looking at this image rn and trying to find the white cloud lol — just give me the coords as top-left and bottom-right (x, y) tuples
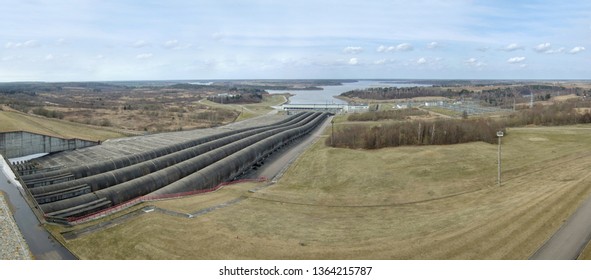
(465, 57), (486, 67)
(133, 40), (150, 48)
(163, 39), (191, 50)
(377, 43), (413, 52)
(44, 54), (54, 61)
(374, 59), (386, 65)
(507, 57), (526, 64)
(136, 53), (153, 59)
(427, 42), (440, 49)
(163, 39), (179, 49)
(348, 58), (359, 65)
(501, 43), (524, 52)
(377, 45), (393, 52)
(547, 47), (565, 54)
(343, 46), (363, 54)
(5, 40), (41, 49)
(396, 43), (413, 51)
(533, 42), (551, 53)
(417, 57), (427, 64)
(569, 46), (585, 54)
(373, 58), (397, 65)
(533, 43), (564, 54)
(96, 54), (105, 60)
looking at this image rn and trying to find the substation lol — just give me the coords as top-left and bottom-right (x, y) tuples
(9, 112), (329, 224)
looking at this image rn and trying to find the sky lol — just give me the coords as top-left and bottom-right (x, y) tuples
(0, 0), (590, 81)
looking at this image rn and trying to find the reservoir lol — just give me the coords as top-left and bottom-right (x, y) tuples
(267, 80), (428, 104)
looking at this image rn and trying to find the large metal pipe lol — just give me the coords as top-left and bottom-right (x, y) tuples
(30, 112), (313, 199)
(152, 113), (328, 195)
(22, 113), (304, 184)
(41, 113), (327, 216)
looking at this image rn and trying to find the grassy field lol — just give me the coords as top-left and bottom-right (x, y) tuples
(0, 108), (127, 141)
(199, 94), (288, 122)
(60, 124), (591, 259)
(0, 93), (286, 140)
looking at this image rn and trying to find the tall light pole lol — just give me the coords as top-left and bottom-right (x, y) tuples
(497, 131), (504, 187)
(331, 118), (335, 147)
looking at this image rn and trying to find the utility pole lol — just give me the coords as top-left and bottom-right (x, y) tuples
(331, 118), (335, 147)
(497, 131), (504, 187)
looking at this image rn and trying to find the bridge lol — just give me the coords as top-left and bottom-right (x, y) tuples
(12, 112), (328, 223)
(280, 103), (369, 114)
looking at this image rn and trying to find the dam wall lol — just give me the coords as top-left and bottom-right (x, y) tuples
(0, 131), (99, 159)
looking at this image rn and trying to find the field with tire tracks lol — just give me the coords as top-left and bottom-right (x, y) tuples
(59, 124), (591, 259)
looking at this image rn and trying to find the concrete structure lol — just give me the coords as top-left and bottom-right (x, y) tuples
(281, 104), (368, 114)
(0, 131), (98, 159)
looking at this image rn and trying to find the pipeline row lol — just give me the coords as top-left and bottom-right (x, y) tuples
(29, 112), (327, 220)
(21, 113), (303, 187)
(29, 112), (312, 202)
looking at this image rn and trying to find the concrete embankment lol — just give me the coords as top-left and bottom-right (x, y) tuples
(0, 131), (98, 159)
(0, 192), (32, 260)
(0, 155), (32, 259)
(0, 155), (75, 259)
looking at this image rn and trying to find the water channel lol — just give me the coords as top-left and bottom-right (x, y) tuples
(0, 157), (76, 260)
(267, 80), (428, 104)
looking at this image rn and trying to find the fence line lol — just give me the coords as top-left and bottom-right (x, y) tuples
(44, 177), (267, 225)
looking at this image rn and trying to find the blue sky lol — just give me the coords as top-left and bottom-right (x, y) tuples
(0, 0), (590, 81)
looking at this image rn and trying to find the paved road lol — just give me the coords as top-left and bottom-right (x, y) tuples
(244, 115), (331, 181)
(530, 187), (591, 259)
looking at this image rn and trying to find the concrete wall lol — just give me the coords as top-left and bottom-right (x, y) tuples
(0, 131), (98, 159)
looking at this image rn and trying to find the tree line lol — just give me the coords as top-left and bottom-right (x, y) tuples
(206, 92), (263, 104)
(328, 100), (591, 149)
(328, 118), (504, 149)
(347, 108), (428, 121)
(340, 85), (591, 110)
(340, 86), (456, 100)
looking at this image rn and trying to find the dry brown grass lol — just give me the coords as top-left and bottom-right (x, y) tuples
(0, 109), (126, 141)
(60, 124), (591, 259)
(579, 240), (591, 259)
(552, 94), (579, 102)
(151, 182), (261, 213)
(201, 94), (288, 122)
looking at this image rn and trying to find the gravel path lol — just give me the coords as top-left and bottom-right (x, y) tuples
(0, 191), (32, 260)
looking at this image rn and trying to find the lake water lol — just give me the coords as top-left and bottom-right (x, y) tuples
(267, 80), (428, 104)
